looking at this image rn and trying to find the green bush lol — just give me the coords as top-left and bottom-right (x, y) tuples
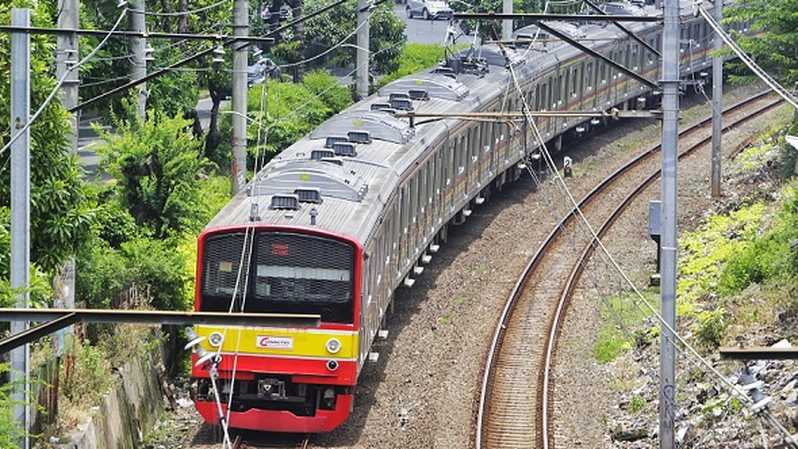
(694, 308), (728, 348)
(97, 112), (211, 238)
(221, 73), (351, 169)
(0, 364), (23, 448)
(77, 236), (190, 311)
(380, 43), (448, 86)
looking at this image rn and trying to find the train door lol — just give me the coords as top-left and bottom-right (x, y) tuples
(481, 120), (493, 180)
(419, 161), (428, 244)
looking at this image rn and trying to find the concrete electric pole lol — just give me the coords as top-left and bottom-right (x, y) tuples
(10, 8), (31, 449)
(659, 0), (680, 448)
(502, 0), (512, 41)
(710, 0), (723, 198)
(129, 0), (147, 118)
(232, 0), (249, 193)
(355, 0), (370, 100)
(55, 0), (79, 353)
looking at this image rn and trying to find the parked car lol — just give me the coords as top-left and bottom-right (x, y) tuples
(261, 4), (291, 22)
(405, 0), (453, 20)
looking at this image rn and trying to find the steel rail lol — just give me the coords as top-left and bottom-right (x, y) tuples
(474, 89), (778, 449)
(538, 96), (784, 449)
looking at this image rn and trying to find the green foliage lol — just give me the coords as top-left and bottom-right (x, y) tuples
(628, 395), (646, 414)
(0, 2), (95, 277)
(726, 0), (798, 87)
(694, 308), (729, 348)
(0, 364), (23, 448)
(594, 291), (658, 363)
(718, 188), (798, 295)
(380, 43), (448, 86)
(80, 1), (202, 117)
(303, 70), (354, 113)
(303, 0), (406, 74)
(220, 71), (351, 169)
(679, 203), (766, 307)
(77, 235), (190, 311)
(97, 113), (211, 238)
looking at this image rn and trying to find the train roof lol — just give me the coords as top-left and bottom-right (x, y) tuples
(207, 1), (697, 243)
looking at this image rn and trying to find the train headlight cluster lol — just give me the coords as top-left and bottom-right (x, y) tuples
(325, 338), (341, 354)
(208, 332), (224, 347)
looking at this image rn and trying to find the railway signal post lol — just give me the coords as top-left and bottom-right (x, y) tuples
(659, 0), (680, 448)
(10, 8), (32, 448)
(711, 0), (723, 197)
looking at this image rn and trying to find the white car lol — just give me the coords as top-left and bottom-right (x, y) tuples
(405, 0), (453, 20)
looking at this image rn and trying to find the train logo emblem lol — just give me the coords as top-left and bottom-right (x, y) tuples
(256, 335), (293, 350)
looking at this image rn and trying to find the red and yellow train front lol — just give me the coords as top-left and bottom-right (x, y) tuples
(190, 226), (362, 433)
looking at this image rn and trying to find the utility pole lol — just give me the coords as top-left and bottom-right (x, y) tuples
(129, 0), (147, 119)
(232, 0), (249, 193)
(710, 0), (723, 198)
(355, 0), (369, 100)
(502, 0), (512, 41)
(659, 0), (679, 448)
(55, 0), (79, 354)
(10, 8), (31, 449)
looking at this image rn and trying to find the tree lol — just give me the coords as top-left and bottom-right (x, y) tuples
(79, 1), (201, 118)
(0, 2), (95, 278)
(96, 112), (211, 238)
(301, 0), (406, 75)
(218, 70), (352, 168)
(725, 0), (798, 88)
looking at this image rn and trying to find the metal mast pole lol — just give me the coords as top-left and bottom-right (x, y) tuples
(10, 8), (31, 449)
(710, 0), (722, 198)
(659, 0), (680, 448)
(502, 0), (512, 41)
(355, 0), (370, 100)
(129, 0), (147, 118)
(232, 0), (249, 193)
(55, 0), (79, 354)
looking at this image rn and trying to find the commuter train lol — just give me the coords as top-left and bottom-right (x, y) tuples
(190, 1), (733, 433)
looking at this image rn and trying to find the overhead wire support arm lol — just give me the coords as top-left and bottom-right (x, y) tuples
(395, 109), (662, 127)
(0, 25), (276, 44)
(452, 12), (663, 22)
(581, 0), (660, 57)
(536, 22), (659, 90)
(0, 308), (323, 355)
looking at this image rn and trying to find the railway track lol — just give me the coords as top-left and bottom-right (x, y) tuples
(475, 91), (784, 449)
(231, 433), (309, 449)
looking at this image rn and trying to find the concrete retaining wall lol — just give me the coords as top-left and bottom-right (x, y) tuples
(55, 353), (165, 449)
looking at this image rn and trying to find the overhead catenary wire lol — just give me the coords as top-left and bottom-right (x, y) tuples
(0, 7), (128, 159)
(128, 0), (230, 17)
(277, 14), (371, 69)
(494, 38), (798, 447)
(696, 4), (798, 110)
(71, 0), (355, 113)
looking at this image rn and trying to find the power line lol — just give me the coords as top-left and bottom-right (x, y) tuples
(696, 4), (798, 110)
(128, 0), (230, 17)
(0, 8), (129, 160)
(0, 25), (275, 44)
(71, 0), (353, 113)
(493, 37), (798, 448)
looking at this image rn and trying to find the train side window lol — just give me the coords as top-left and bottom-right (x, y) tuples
(447, 142), (454, 185)
(410, 175), (418, 225)
(586, 62), (593, 91)
(571, 67), (578, 98)
(457, 136), (465, 176)
(420, 162), (427, 216)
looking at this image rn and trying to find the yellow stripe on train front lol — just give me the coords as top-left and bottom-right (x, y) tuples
(195, 325), (359, 360)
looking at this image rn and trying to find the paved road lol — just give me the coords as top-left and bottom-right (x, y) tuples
(395, 3), (452, 45)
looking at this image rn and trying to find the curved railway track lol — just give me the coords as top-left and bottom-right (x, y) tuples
(476, 91), (784, 449)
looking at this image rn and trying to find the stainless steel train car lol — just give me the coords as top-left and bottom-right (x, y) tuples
(190, 1), (731, 433)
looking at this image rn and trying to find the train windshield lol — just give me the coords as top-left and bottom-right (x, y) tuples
(200, 232), (355, 323)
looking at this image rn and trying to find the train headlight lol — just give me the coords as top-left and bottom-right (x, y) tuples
(325, 338), (341, 354)
(208, 332), (224, 347)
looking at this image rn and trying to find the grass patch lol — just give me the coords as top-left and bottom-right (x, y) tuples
(594, 290), (659, 363)
(628, 395), (646, 414)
